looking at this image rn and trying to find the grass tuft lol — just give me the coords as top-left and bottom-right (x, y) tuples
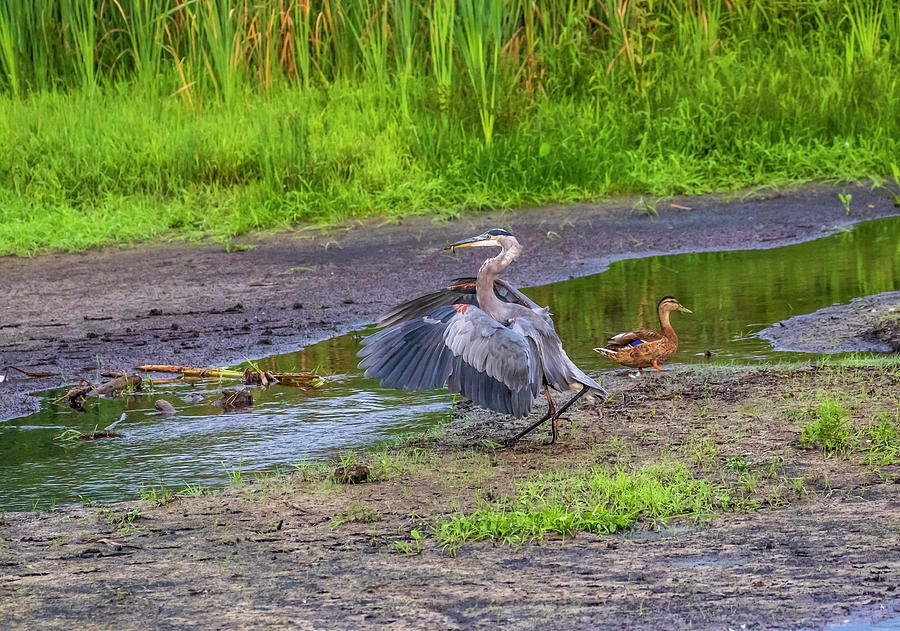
(436, 460), (742, 554)
(799, 397), (853, 453)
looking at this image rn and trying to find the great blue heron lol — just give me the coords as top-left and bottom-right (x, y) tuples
(357, 228), (608, 444)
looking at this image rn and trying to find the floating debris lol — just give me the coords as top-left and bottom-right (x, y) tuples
(80, 431), (121, 441)
(58, 424), (122, 441)
(54, 373), (142, 409)
(212, 388), (253, 410)
(3, 365), (57, 379)
(138, 365), (323, 388)
(90, 374), (142, 397)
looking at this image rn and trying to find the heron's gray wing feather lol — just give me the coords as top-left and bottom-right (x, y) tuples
(378, 278), (537, 326)
(443, 308), (536, 395)
(493, 279), (541, 310)
(361, 304), (540, 416)
(512, 309), (607, 397)
(447, 356), (534, 418)
(358, 307), (455, 391)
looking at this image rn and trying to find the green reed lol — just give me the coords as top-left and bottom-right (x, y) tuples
(1, 1), (899, 254)
(428, 0), (456, 121)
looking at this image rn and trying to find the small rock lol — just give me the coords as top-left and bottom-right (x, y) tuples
(155, 400), (176, 415)
(332, 463), (370, 484)
(148, 308), (163, 316)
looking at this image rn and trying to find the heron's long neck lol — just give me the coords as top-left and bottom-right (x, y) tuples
(477, 239), (521, 320)
(658, 306), (677, 340)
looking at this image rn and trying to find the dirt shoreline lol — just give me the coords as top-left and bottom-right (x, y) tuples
(2, 364), (899, 630)
(1, 182), (897, 421)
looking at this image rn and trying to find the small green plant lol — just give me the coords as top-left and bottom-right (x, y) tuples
(725, 455), (748, 472)
(115, 509), (142, 532)
(632, 196), (658, 217)
(798, 397), (854, 453)
(738, 472), (758, 496)
(338, 451), (359, 469)
(680, 432), (719, 470)
(178, 484), (207, 497)
(393, 540), (413, 554)
(140, 486), (175, 506)
(861, 411), (900, 466)
(838, 192), (852, 217)
(786, 476), (807, 497)
(57, 428), (84, 443)
(223, 457), (244, 486)
(344, 504), (382, 524)
(393, 529), (424, 556)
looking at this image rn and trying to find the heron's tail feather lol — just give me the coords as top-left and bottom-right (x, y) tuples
(569, 370), (609, 400)
(593, 347), (617, 359)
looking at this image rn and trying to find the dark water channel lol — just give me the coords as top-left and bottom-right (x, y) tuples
(1, 217), (898, 511)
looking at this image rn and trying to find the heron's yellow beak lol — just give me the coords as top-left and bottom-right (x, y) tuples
(444, 234), (496, 250)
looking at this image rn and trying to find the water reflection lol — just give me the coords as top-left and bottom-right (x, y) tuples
(1, 216), (898, 510)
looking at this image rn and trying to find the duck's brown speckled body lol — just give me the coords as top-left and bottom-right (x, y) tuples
(594, 296), (692, 372)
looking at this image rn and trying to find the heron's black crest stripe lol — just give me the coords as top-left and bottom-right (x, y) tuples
(485, 228), (513, 237)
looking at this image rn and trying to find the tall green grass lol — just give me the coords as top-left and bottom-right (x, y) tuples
(1, 1), (899, 255)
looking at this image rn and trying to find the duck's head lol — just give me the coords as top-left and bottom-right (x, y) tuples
(658, 296), (692, 314)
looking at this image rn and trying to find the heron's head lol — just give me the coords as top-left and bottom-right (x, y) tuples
(658, 296), (693, 314)
(444, 228), (516, 251)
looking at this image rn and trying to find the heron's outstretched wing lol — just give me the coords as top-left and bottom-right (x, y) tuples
(358, 304), (541, 417)
(512, 309), (607, 397)
(378, 277), (540, 326)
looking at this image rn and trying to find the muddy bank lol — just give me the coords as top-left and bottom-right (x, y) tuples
(1, 364), (899, 630)
(1, 182), (897, 420)
(759, 291), (900, 354)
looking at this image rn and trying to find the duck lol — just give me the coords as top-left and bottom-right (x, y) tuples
(594, 296), (692, 372)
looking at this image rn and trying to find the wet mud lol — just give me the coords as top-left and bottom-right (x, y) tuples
(759, 291), (900, 354)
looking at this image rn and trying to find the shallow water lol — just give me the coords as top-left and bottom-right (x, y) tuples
(1, 216), (898, 510)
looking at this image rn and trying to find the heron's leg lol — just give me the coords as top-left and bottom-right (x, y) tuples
(506, 407), (556, 446)
(506, 386), (592, 446)
(546, 386), (590, 445)
(544, 386), (556, 415)
(544, 386), (558, 442)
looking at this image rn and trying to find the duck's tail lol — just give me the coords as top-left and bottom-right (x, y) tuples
(593, 346), (617, 359)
